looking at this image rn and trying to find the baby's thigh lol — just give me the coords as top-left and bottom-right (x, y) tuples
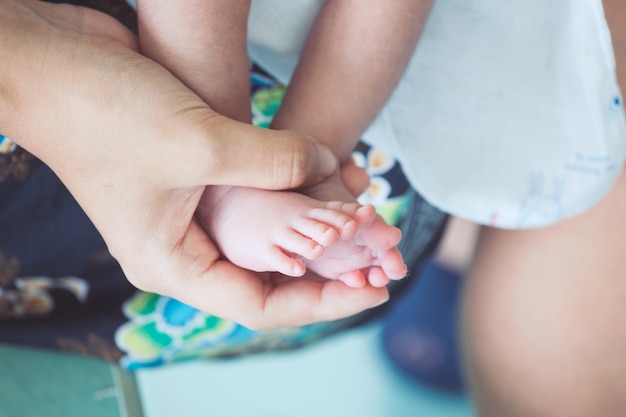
(462, 169), (626, 417)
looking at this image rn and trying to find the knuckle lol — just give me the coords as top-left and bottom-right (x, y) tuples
(185, 111), (229, 183)
(279, 138), (310, 189)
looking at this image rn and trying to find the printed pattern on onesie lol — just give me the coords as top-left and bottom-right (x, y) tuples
(382, 0), (626, 228)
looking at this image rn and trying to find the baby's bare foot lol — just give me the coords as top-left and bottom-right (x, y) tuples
(197, 185), (367, 277)
(300, 174), (407, 288)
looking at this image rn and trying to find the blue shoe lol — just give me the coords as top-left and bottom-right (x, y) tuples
(381, 259), (465, 393)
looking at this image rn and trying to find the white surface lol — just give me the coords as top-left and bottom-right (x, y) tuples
(246, 0), (626, 229)
(136, 323), (475, 417)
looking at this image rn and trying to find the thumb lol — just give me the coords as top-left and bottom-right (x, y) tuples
(193, 115), (339, 190)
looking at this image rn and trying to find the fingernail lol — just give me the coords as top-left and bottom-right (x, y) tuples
(369, 297), (389, 309)
(317, 145), (338, 177)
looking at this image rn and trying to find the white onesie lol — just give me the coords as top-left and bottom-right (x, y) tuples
(247, 0), (626, 229)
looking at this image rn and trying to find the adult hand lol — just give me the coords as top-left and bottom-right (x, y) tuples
(0, 0), (389, 329)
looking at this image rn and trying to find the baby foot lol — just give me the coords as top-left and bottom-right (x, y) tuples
(197, 185), (369, 277)
(303, 203), (407, 288)
(300, 172), (408, 288)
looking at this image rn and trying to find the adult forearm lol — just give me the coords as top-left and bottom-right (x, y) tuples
(271, 0), (434, 161)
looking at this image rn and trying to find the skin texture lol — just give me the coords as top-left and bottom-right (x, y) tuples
(270, 0), (434, 286)
(1, 0), (392, 330)
(137, 0), (436, 287)
(462, 2), (626, 414)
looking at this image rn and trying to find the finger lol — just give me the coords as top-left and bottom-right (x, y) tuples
(124, 210), (389, 330)
(191, 117), (338, 190)
(170, 263), (389, 331)
(341, 158), (371, 198)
